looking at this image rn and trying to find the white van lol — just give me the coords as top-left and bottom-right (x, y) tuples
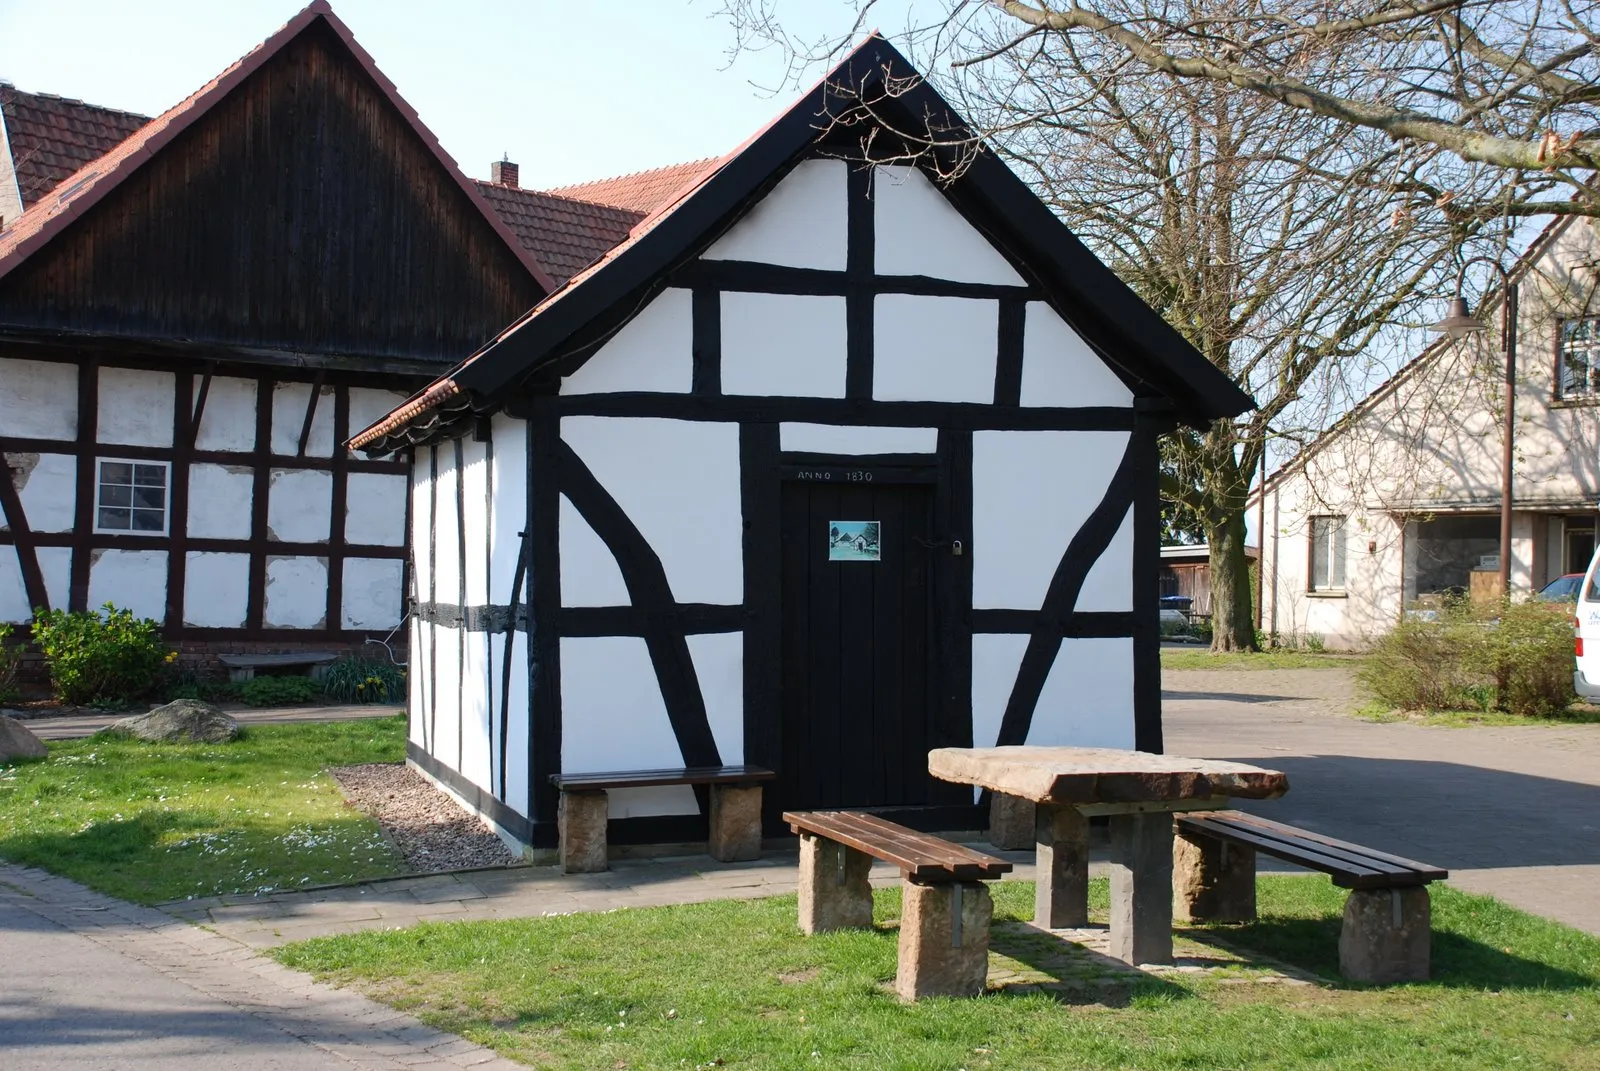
(1575, 548), (1600, 699)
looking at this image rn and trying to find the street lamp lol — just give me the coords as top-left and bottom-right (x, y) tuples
(1430, 257), (1518, 600)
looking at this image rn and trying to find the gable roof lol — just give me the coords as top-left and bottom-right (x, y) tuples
(0, 86), (148, 210)
(351, 35), (1253, 450)
(0, 1), (555, 295)
(475, 182), (643, 284)
(546, 158), (722, 215)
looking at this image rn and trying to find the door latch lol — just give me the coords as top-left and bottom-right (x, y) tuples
(952, 540), (964, 557)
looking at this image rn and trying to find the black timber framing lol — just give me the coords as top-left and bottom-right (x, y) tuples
(527, 408), (562, 832)
(932, 429), (975, 785)
(0, 451), (49, 613)
(1131, 414), (1169, 753)
(993, 299), (1026, 407)
(455, 437), (468, 768)
(844, 164), (874, 399)
(674, 260), (1035, 303)
(427, 444), (438, 754)
(549, 394), (1136, 430)
(164, 370), (194, 629)
(740, 422), (782, 783)
(691, 288), (721, 396)
(68, 356), (99, 611)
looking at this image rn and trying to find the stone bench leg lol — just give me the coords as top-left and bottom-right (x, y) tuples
(708, 784), (763, 862)
(1034, 803), (1089, 928)
(558, 789), (609, 874)
(1108, 811), (1175, 965)
(896, 880), (994, 1001)
(988, 793), (1036, 851)
(1340, 886), (1431, 983)
(796, 834), (873, 933)
(1173, 830), (1256, 923)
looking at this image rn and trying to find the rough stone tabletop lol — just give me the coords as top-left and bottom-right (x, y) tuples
(928, 746), (1289, 804)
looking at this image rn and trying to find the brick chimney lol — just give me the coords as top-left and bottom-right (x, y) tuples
(490, 157), (519, 188)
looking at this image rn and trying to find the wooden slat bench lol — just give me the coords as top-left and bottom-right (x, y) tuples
(550, 765), (774, 873)
(784, 810), (1013, 1000)
(1174, 810), (1449, 982)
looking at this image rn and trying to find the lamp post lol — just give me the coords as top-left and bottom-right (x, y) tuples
(1430, 258), (1518, 601)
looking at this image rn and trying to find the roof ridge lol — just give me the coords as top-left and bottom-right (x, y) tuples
(476, 179), (645, 220)
(545, 156), (722, 194)
(0, 85), (152, 122)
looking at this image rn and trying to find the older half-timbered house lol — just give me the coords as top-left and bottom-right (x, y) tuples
(0, 3), (559, 665)
(353, 37), (1254, 849)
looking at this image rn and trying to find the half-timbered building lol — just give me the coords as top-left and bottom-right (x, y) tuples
(353, 37), (1254, 849)
(0, 3), (569, 664)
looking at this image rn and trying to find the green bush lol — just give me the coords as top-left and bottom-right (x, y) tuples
(162, 673), (244, 704)
(30, 604), (171, 707)
(239, 675), (320, 707)
(319, 657), (406, 704)
(1361, 597), (1574, 717)
(0, 622), (23, 704)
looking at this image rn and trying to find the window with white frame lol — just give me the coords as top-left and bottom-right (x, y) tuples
(1560, 317), (1600, 399)
(95, 459), (170, 534)
(1309, 515), (1346, 592)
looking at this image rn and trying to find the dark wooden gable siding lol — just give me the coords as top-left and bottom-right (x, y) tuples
(0, 20), (542, 362)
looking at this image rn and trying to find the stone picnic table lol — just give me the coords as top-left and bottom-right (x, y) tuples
(929, 746), (1288, 966)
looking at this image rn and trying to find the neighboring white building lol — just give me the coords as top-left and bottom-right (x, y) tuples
(1260, 217), (1600, 649)
(353, 36), (1252, 850)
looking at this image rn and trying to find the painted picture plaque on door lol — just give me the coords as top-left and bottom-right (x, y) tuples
(828, 520), (881, 561)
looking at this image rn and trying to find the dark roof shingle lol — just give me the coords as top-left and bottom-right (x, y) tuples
(0, 86), (149, 209)
(475, 182), (641, 284)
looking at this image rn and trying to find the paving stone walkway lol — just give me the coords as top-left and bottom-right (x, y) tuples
(0, 863), (521, 1070)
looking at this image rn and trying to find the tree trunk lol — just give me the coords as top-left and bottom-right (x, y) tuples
(1208, 511), (1257, 652)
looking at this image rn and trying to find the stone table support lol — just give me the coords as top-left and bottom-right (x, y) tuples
(796, 833), (873, 933)
(988, 793), (1036, 850)
(1108, 811), (1175, 965)
(1173, 828), (1256, 923)
(708, 784), (763, 862)
(1033, 803), (1089, 928)
(557, 789), (609, 874)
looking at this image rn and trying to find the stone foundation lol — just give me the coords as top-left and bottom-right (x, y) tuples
(796, 833), (873, 933)
(1340, 887), (1431, 983)
(708, 784), (763, 862)
(557, 790), (609, 874)
(1172, 830), (1256, 923)
(896, 881), (993, 1000)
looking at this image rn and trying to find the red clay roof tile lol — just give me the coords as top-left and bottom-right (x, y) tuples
(474, 182), (642, 284)
(546, 158), (721, 216)
(0, 87), (148, 209)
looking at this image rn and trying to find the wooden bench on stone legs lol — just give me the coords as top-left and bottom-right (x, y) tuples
(550, 766), (775, 874)
(1174, 810), (1448, 982)
(783, 810), (1013, 1001)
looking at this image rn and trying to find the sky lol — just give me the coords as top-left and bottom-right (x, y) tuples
(0, 0), (905, 189)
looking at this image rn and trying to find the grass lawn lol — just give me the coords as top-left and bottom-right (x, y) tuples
(1161, 648), (1361, 670)
(1354, 702), (1600, 728)
(0, 716), (407, 904)
(277, 875), (1600, 1070)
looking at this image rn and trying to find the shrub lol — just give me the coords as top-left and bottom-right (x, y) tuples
(30, 604), (171, 707)
(320, 656), (406, 704)
(239, 674), (321, 707)
(1359, 601), (1482, 712)
(162, 673), (244, 704)
(0, 622), (23, 704)
(1469, 599), (1576, 718)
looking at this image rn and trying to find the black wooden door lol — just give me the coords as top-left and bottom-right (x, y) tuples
(777, 477), (937, 815)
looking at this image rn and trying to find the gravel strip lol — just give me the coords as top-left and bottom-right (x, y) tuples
(330, 763), (518, 872)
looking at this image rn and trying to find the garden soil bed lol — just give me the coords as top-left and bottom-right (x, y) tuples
(331, 763), (518, 873)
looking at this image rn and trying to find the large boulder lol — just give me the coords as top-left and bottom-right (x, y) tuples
(0, 715), (47, 762)
(102, 699), (240, 743)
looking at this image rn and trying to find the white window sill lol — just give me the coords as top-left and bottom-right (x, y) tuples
(1307, 590), (1348, 599)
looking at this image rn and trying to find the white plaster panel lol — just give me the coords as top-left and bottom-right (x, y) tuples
(971, 430), (1130, 609)
(187, 464), (254, 540)
(1028, 638), (1136, 749)
(1075, 507), (1133, 612)
(88, 549), (168, 621)
(1021, 301), (1134, 408)
(430, 624), (462, 771)
(970, 633), (1031, 802)
(778, 424), (938, 455)
(344, 472), (407, 547)
(560, 636), (698, 819)
(263, 556), (327, 628)
(687, 631), (744, 765)
(347, 388), (411, 453)
(873, 165), (1025, 285)
(873, 294), (998, 404)
(460, 438), (491, 606)
(703, 159), (848, 271)
(191, 377), (259, 452)
(721, 292), (848, 399)
(411, 452), (433, 588)
(561, 417), (743, 605)
(97, 367), (174, 447)
(182, 552), (249, 628)
(37, 546), (70, 614)
(488, 415), (527, 605)
(431, 451), (462, 601)
(6, 452), (76, 532)
(559, 495), (630, 607)
(342, 558), (404, 630)
(561, 288), (694, 395)
(503, 631), (530, 815)
(269, 382), (336, 457)
(0, 358), (77, 440)
(408, 618), (430, 747)
(0, 547), (26, 622)
(267, 469), (333, 544)
(459, 630), (492, 791)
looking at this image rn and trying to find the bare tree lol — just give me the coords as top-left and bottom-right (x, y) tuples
(717, 0), (1524, 650)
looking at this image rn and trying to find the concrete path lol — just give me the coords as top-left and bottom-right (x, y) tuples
(0, 863), (520, 1070)
(1164, 666), (1600, 936)
(21, 704), (401, 740)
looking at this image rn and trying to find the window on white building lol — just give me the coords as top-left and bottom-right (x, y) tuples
(1560, 317), (1600, 399)
(1310, 515), (1346, 592)
(94, 459), (170, 534)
